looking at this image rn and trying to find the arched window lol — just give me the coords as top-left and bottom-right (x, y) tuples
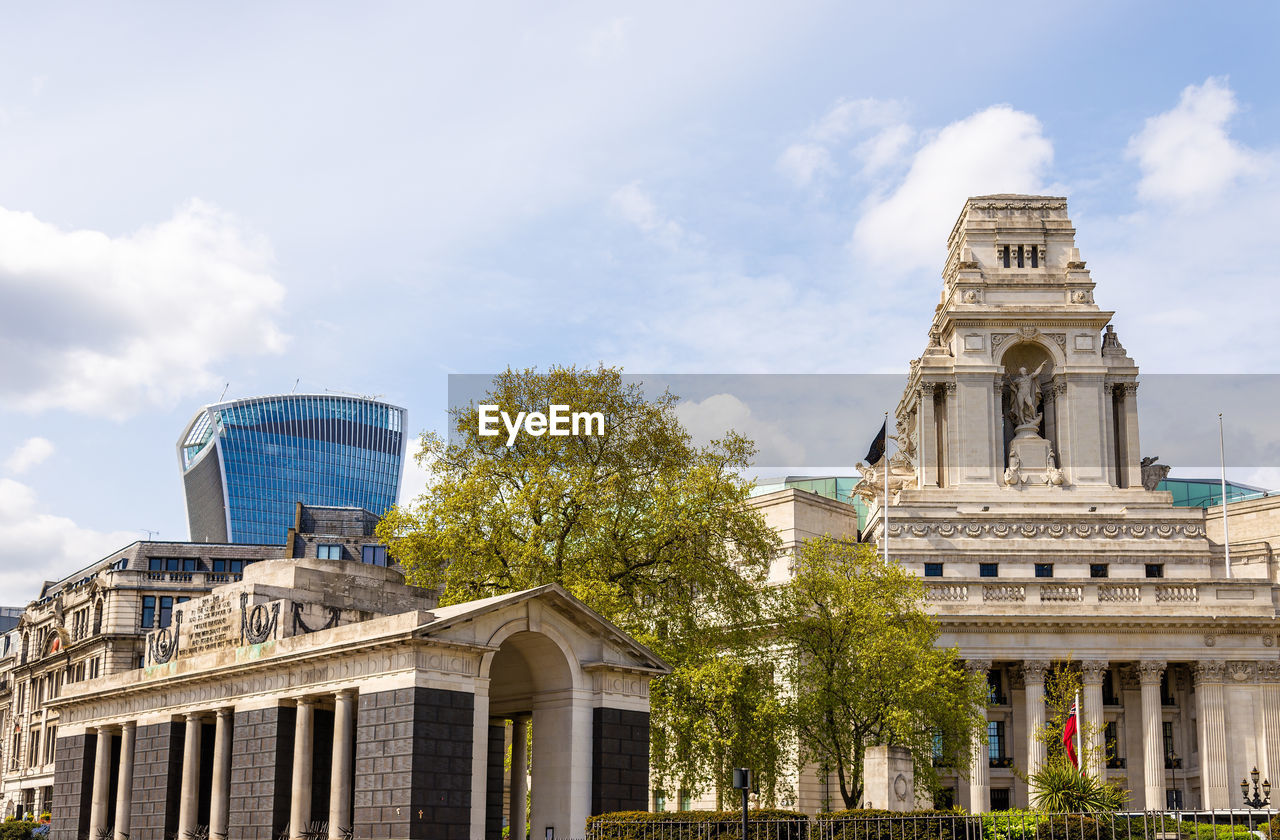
(92, 599), (104, 635)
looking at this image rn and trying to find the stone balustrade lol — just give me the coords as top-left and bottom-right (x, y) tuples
(922, 578), (1263, 612)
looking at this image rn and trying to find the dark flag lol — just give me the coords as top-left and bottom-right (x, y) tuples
(863, 419), (887, 464)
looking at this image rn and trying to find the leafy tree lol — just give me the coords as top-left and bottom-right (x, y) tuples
(377, 364), (785, 799)
(776, 536), (988, 810)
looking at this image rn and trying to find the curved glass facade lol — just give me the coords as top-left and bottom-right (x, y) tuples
(178, 395), (406, 545)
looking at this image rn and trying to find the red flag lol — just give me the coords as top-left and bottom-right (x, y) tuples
(1062, 699), (1079, 769)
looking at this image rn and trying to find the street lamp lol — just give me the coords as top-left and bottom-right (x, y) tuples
(1241, 767), (1271, 809)
(1167, 751), (1182, 811)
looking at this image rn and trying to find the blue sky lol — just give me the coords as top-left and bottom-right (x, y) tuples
(2, 2), (1279, 594)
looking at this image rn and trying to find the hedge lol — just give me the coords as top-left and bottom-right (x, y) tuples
(587, 809), (810, 840)
(0, 820), (40, 840)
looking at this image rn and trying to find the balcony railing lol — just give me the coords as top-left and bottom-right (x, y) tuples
(923, 579), (1259, 609)
(1107, 756), (1127, 769)
(989, 756), (1014, 768)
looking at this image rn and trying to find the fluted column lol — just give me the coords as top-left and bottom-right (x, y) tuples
(88, 726), (114, 839)
(966, 661), (992, 814)
(291, 698), (315, 840)
(179, 713), (203, 837)
(210, 709), (233, 839)
(1023, 661), (1049, 794)
(1139, 661), (1166, 810)
(1261, 664), (1280, 804)
(1081, 661), (1107, 781)
(1196, 661), (1230, 808)
(114, 721), (136, 840)
(510, 716), (529, 840)
(329, 690), (356, 839)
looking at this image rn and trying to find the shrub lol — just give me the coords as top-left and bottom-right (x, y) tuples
(1029, 762), (1128, 813)
(0, 819), (38, 840)
(587, 809), (809, 840)
(984, 811), (1114, 840)
(816, 809), (974, 840)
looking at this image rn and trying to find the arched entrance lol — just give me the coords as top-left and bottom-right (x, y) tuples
(484, 627), (588, 840)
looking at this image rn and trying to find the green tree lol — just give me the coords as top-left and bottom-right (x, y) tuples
(1028, 661), (1128, 812)
(776, 536), (988, 810)
(377, 364), (785, 799)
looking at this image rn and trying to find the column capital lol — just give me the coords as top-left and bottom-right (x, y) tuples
(1194, 660), (1228, 685)
(335, 688), (358, 701)
(184, 711), (203, 723)
(121, 719), (137, 733)
(216, 707), (233, 721)
(1259, 662), (1280, 683)
(965, 659), (993, 675)
(1021, 660), (1051, 683)
(1080, 661), (1108, 685)
(296, 696), (317, 709)
(1137, 661), (1166, 685)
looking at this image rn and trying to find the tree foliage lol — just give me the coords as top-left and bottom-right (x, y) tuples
(1029, 661), (1128, 812)
(376, 365), (785, 798)
(776, 537), (988, 810)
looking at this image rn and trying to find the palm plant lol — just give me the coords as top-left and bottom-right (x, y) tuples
(1031, 759), (1129, 813)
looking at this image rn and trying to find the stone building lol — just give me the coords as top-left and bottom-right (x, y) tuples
(47, 555), (665, 840)
(0, 540), (275, 820)
(749, 195), (1280, 814)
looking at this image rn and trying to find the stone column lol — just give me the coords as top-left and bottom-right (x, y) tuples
(88, 727), (114, 838)
(291, 697), (315, 840)
(179, 712), (203, 837)
(1121, 384), (1142, 489)
(1261, 663), (1280, 804)
(1195, 661), (1230, 809)
(1139, 661), (1166, 810)
(511, 716), (529, 840)
(329, 690), (356, 839)
(966, 661), (991, 814)
(210, 709), (232, 839)
(1023, 661), (1049, 800)
(1081, 661), (1107, 781)
(114, 721), (136, 840)
(919, 384), (938, 488)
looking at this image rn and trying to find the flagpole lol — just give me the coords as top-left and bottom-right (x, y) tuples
(1219, 413), (1232, 579)
(1075, 690), (1082, 774)
(883, 411), (890, 565)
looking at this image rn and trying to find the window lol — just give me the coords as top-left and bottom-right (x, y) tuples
(932, 730), (944, 765)
(1102, 670), (1118, 705)
(653, 789), (666, 812)
(979, 563), (999, 578)
(987, 721), (1005, 762)
(212, 558), (257, 575)
(362, 545), (389, 567)
(679, 789), (691, 811)
(148, 557), (200, 572)
(1034, 563), (1054, 578)
(924, 562), (943, 577)
(28, 730), (40, 768)
(317, 544), (343, 560)
(1163, 721), (1175, 763)
(1145, 563), (1164, 579)
(158, 596), (174, 628)
(141, 596), (156, 629)
(990, 788), (1011, 810)
(935, 788), (956, 809)
(987, 671), (1007, 705)
(44, 727), (56, 765)
(1161, 671), (1175, 705)
(1105, 721), (1122, 768)
(1090, 563), (1109, 578)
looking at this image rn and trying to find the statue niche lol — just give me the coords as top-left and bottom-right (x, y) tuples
(998, 343), (1061, 487)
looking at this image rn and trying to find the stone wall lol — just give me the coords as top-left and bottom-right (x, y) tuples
(229, 706), (295, 840)
(50, 733), (93, 840)
(485, 723), (506, 840)
(591, 707), (650, 814)
(354, 687), (474, 840)
(129, 721), (183, 840)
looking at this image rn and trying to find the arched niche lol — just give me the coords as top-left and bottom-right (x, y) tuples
(995, 341), (1058, 468)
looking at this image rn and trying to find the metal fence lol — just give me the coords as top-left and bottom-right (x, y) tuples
(584, 810), (1279, 840)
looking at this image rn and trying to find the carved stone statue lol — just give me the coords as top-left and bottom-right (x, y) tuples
(1141, 456), (1170, 491)
(1006, 363), (1047, 427)
(1003, 451), (1022, 487)
(1046, 447), (1064, 486)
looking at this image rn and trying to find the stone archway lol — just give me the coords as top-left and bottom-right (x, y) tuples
(485, 628), (585, 840)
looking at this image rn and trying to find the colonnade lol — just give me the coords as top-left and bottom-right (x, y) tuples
(963, 659), (1252, 813)
(84, 689), (357, 840)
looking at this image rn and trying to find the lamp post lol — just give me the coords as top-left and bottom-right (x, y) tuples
(1167, 751), (1181, 812)
(1241, 767), (1271, 809)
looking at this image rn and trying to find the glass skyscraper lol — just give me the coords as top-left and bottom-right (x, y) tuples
(178, 394), (407, 544)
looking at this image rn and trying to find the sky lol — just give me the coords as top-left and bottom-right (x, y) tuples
(2, 2), (1279, 596)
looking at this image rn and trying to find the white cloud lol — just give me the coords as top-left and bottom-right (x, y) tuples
(0, 478), (138, 601)
(398, 433), (433, 506)
(4, 437), (55, 475)
(0, 200), (287, 419)
(585, 16), (633, 60)
(609, 182), (685, 247)
(676, 393), (806, 465)
(777, 143), (832, 188)
(852, 105), (1053, 270)
(1127, 77), (1263, 204)
(778, 97), (911, 188)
